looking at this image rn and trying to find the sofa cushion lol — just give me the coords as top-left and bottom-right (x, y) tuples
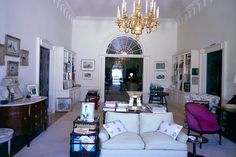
(103, 120), (127, 138)
(101, 132), (144, 150)
(139, 112), (174, 134)
(99, 127), (110, 142)
(105, 112), (139, 134)
(158, 121), (183, 139)
(140, 132), (187, 150)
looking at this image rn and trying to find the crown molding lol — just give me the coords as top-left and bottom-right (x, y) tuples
(52, 0), (76, 22)
(176, 0), (215, 26)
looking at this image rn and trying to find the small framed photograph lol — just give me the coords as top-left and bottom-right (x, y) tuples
(12, 86), (24, 100)
(20, 49), (29, 66)
(7, 61), (19, 76)
(56, 98), (72, 112)
(155, 71), (167, 81)
(5, 34), (20, 57)
(155, 61), (167, 71)
(82, 72), (93, 80)
(0, 44), (5, 65)
(27, 84), (39, 97)
(81, 59), (95, 71)
(80, 102), (95, 122)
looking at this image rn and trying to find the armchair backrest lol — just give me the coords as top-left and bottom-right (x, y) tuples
(185, 103), (220, 132)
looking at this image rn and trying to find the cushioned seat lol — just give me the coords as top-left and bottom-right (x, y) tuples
(140, 132), (187, 150)
(102, 132), (144, 149)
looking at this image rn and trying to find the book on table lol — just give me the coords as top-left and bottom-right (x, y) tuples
(116, 102), (129, 112)
(103, 101), (117, 111)
(147, 104), (167, 113)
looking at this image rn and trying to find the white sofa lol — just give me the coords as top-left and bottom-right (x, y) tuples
(99, 112), (188, 157)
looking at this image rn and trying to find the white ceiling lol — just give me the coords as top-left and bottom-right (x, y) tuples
(66, 0), (195, 19)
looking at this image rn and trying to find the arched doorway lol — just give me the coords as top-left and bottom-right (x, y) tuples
(105, 36), (143, 102)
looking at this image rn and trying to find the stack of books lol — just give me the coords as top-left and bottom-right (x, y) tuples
(103, 101), (117, 111)
(147, 104), (167, 113)
(116, 102), (129, 112)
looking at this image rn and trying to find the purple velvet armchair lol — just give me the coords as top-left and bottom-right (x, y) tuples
(185, 103), (222, 146)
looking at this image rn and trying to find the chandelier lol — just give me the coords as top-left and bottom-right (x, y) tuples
(116, 0), (160, 40)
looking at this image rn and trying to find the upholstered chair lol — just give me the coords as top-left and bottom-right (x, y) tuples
(185, 102), (222, 148)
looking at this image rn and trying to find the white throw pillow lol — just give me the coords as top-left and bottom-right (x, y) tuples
(158, 120), (183, 139)
(103, 120), (127, 138)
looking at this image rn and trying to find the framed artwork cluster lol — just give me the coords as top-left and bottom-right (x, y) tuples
(0, 34), (30, 77)
(81, 59), (95, 80)
(154, 61), (167, 81)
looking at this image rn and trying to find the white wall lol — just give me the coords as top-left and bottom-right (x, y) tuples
(177, 0), (236, 101)
(72, 17), (177, 102)
(0, 0), (72, 101)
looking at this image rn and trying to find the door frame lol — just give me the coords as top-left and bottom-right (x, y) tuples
(36, 37), (56, 113)
(200, 42), (227, 100)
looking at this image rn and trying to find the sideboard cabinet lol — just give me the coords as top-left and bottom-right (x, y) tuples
(0, 97), (48, 146)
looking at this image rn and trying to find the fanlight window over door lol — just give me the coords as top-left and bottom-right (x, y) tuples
(106, 36), (142, 55)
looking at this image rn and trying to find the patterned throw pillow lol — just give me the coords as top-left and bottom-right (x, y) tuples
(158, 121), (183, 139)
(103, 120), (127, 138)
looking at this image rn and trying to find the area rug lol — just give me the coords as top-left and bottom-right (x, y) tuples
(15, 103), (236, 157)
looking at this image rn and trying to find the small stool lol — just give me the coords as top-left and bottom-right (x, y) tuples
(0, 128), (14, 157)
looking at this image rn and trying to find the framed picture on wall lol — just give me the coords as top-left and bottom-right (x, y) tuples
(81, 59), (95, 71)
(0, 44), (5, 65)
(20, 49), (29, 66)
(82, 72), (93, 80)
(56, 98), (72, 112)
(155, 61), (167, 71)
(7, 61), (19, 76)
(155, 71), (167, 81)
(5, 34), (20, 57)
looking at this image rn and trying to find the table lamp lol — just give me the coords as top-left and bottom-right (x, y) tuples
(0, 77), (19, 102)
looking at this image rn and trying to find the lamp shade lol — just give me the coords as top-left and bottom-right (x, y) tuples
(0, 77), (19, 87)
(234, 74), (236, 84)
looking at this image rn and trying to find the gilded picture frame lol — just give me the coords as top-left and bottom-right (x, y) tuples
(5, 34), (21, 57)
(20, 49), (29, 66)
(0, 44), (5, 65)
(7, 61), (19, 76)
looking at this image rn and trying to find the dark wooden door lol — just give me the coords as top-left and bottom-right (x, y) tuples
(39, 46), (50, 97)
(206, 50), (222, 97)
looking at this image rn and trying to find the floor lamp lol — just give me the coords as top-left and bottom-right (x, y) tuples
(228, 74), (236, 104)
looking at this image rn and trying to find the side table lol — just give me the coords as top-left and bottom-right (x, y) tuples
(70, 117), (99, 157)
(0, 128), (14, 157)
(187, 135), (208, 157)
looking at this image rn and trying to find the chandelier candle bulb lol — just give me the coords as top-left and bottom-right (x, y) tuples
(145, 0), (148, 15)
(156, 6), (159, 18)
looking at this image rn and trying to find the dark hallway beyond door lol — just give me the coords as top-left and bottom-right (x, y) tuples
(207, 50), (222, 97)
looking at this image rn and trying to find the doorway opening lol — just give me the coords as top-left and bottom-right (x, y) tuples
(105, 57), (143, 102)
(105, 36), (143, 102)
(39, 46), (50, 97)
(206, 50), (222, 97)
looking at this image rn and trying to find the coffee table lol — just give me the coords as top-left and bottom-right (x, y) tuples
(187, 135), (208, 157)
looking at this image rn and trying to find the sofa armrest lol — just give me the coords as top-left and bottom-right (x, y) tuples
(99, 128), (110, 142)
(176, 131), (188, 143)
